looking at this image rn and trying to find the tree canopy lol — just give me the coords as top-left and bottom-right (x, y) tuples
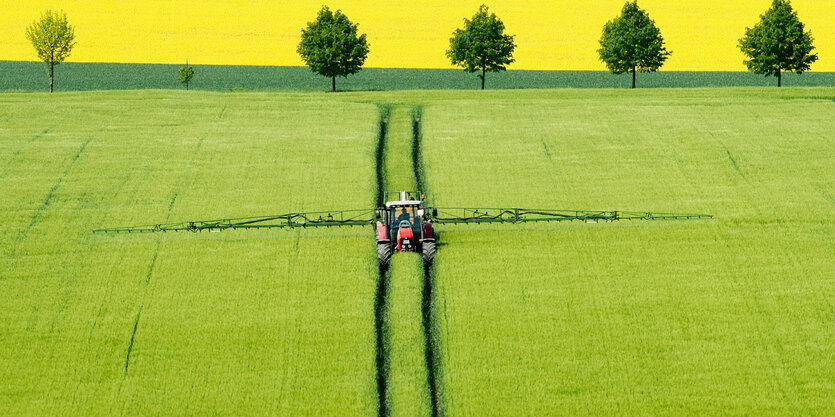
(297, 6), (369, 92)
(178, 62), (194, 90)
(597, 1), (670, 88)
(446, 4), (516, 90)
(738, 0), (817, 87)
(25, 10), (76, 93)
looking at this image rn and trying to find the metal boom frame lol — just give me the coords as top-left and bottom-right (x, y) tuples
(93, 207), (711, 234)
(432, 208), (712, 224)
(92, 209), (377, 233)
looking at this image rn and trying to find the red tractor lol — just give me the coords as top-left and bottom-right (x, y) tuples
(375, 191), (436, 265)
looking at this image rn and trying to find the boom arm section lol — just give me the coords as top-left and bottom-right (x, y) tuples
(92, 209), (377, 234)
(431, 208), (712, 225)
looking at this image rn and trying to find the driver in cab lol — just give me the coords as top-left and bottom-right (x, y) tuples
(397, 208), (411, 224)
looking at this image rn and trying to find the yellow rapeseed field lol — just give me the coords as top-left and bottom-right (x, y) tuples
(1, 1), (832, 70)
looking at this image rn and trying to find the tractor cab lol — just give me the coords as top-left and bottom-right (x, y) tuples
(375, 191), (437, 264)
(388, 204), (421, 245)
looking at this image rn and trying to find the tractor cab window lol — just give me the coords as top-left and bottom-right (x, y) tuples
(390, 206), (417, 225)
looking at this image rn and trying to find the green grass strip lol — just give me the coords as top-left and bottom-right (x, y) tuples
(388, 255), (433, 417)
(384, 106), (418, 192)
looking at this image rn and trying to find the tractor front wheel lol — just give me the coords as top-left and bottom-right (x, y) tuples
(421, 241), (436, 264)
(377, 242), (393, 265)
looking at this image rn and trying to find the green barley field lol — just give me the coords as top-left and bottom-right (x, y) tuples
(2, 61), (835, 92)
(1, 88), (834, 416)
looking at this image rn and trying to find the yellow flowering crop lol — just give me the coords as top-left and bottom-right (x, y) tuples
(1, 1), (832, 71)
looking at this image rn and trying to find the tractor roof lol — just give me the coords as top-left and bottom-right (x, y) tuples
(385, 200), (422, 208)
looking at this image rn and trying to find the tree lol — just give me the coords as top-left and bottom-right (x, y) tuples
(297, 6), (369, 92)
(447, 5), (516, 90)
(25, 10), (76, 93)
(178, 61), (194, 90)
(738, 0), (817, 87)
(597, 1), (670, 89)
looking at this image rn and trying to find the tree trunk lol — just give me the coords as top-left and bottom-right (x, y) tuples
(50, 60), (54, 93)
(481, 68), (486, 90)
(631, 67), (636, 89)
(777, 68), (782, 87)
(186, 80), (189, 91)
(332, 75), (336, 92)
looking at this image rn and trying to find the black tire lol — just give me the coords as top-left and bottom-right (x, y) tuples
(377, 242), (393, 265)
(421, 241), (436, 264)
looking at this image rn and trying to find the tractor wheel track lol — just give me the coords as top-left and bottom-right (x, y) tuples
(374, 105), (392, 417)
(413, 107), (445, 417)
(373, 103), (445, 417)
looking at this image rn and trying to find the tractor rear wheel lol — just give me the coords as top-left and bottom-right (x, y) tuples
(421, 241), (436, 264)
(376, 242), (393, 265)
